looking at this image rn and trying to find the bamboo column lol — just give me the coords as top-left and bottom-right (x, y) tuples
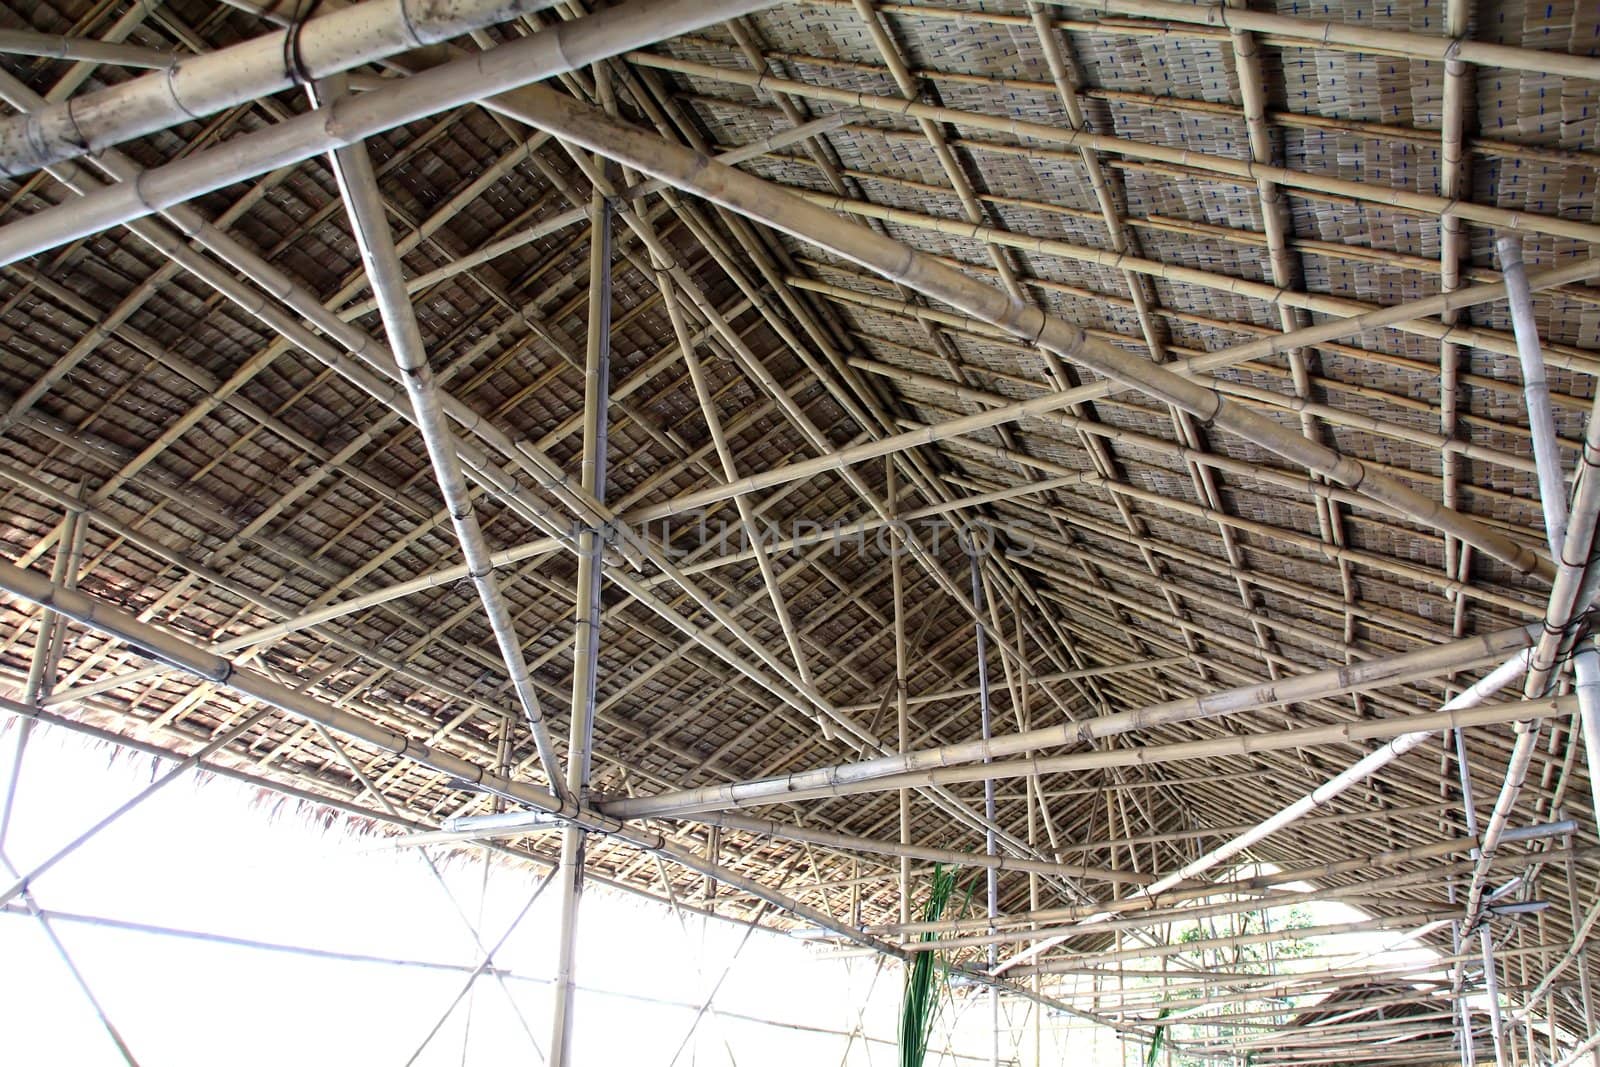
(967, 551), (1001, 1065)
(0, 502), (82, 854)
(890, 461), (912, 929)
(549, 193), (613, 1067)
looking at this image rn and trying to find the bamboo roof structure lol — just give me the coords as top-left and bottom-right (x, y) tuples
(0, 0), (1599, 1062)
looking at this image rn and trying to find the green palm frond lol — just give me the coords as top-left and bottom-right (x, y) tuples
(1145, 1008), (1171, 1067)
(899, 865), (971, 1067)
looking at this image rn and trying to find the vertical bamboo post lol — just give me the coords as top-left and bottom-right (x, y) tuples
(1015, 586), (1042, 1067)
(890, 460), (911, 930)
(969, 550), (999, 1065)
(1452, 730), (1478, 1067)
(1518, 937), (1538, 1067)
(1457, 727), (1509, 1067)
(1437, 0), (1474, 635)
(1567, 843), (1600, 1067)
(1545, 915), (1560, 1067)
(550, 192), (613, 1067)
(0, 503), (82, 853)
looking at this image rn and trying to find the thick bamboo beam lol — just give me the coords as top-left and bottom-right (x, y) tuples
(0, 0), (785, 264)
(599, 693), (1571, 816)
(0, 0), (573, 177)
(600, 623), (1536, 819)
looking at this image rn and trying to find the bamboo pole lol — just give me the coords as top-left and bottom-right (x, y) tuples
(671, 811), (1147, 884)
(1009, 910), (1466, 972)
(3, 693), (836, 932)
(324, 92), (567, 798)
(622, 48), (1209, 826)
(549, 193), (613, 1067)
(994, 648), (1535, 974)
(0, 709), (271, 911)
(1458, 244), (1600, 1001)
(335, 113), (847, 316)
(776, 190), (1599, 382)
(616, 244), (1598, 529)
(1437, 0), (1474, 651)
(0, 29), (174, 70)
(967, 551), (1001, 1066)
(670, 243), (816, 696)
(605, 694), (1569, 815)
(1563, 849), (1600, 1067)
(15, 0), (1597, 979)
(927, 432), (1543, 624)
(1577, 645), (1600, 832)
(905, 860), (1479, 953)
(538, 135), (1056, 862)
(826, 284), (1561, 484)
(890, 460), (911, 928)
(688, 32), (1600, 171)
(0, 504), (81, 856)
(833, 658), (1189, 716)
(875, 831), (1569, 938)
(17, 117), (952, 854)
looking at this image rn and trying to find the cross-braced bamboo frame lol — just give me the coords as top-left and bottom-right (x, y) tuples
(1, 0), (1599, 1064)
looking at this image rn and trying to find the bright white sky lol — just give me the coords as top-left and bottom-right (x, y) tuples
(0, 723), (1010, 1067)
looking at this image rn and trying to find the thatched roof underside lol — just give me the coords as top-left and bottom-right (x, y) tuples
(1, 0), (1598, 1058)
